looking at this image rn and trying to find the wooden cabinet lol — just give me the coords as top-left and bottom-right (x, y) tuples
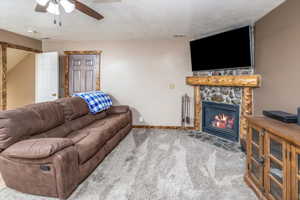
(245, 116), (300, 200)
(292, 147), (300, 200)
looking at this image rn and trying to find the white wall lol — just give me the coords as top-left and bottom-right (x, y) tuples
(43, 39), (194, 126)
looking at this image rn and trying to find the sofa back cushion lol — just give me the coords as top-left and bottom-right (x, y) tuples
(0, 108), (44, 149)
(25, 102), (65, 132)
(56, 97), (89, 121)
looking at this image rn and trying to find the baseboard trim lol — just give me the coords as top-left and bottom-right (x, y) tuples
(132, 125), (195, 130)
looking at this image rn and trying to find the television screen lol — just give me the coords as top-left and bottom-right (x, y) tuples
(190, 26), (252, 71)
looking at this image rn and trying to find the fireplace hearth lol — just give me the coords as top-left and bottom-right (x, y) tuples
(202, 101), (240, 142)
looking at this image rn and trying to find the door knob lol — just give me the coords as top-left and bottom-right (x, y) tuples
(52, 93), (57, 97)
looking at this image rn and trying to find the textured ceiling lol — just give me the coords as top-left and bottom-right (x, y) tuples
(7, 48), (32, 72)
(0, 0), (284, 41)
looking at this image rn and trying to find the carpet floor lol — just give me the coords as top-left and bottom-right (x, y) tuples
(0, 129), (257, 200)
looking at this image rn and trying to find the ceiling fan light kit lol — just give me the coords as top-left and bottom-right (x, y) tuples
(60, 0), (75, 13)
(37, 0), (75, 15)
(35, 0), (104, 21)
(36, 0), (49, 6)
(47, 1), (60, 15)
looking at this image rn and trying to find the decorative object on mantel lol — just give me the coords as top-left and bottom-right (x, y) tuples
(186, 74), (261, 149)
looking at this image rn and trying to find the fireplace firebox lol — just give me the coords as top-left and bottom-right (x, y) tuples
(202, 101), (240, 142)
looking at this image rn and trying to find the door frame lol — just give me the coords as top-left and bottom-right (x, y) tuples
(64, 51), (102, 97)
(0, 41), (42, 110)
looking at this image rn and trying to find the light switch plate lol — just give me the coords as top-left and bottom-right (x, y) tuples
(169, 83), (175, 89)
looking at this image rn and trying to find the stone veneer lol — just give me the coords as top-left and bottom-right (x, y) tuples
(194, 68), (254, 106)
(200, 86), (242, 105)
(193, 68), (254, 77)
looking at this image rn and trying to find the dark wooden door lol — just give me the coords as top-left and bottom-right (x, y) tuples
(69, 54), (99, 95)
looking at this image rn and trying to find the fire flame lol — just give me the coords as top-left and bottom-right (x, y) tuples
(212, 113), (234, 129)
(215, 114), (228, 122)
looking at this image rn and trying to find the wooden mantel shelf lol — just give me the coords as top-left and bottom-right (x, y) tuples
(186, 75), (261, 87)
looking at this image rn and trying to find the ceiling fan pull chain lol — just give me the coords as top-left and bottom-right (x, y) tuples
(53, 15), (57, 25)
(59, 14), (62, 27)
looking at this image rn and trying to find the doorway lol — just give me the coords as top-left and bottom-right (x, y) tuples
(0, 42), (59, 110)
(6, 49), (59, 110)
(7, 48), (36, 110)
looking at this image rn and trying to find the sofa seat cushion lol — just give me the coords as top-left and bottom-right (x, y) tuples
(67, 130), (89, 144)
(89, 112), (131, 137)
(105, 112), (131, 130)
(2, 138), (74, 159)
(73, 128), (108, 164)
(107, 106), (129, 115)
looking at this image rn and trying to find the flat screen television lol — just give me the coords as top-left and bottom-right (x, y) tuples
(190, 26), (252, 71)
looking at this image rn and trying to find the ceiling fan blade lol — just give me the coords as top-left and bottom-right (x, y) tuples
(93, 0), (121, 3)
(35, 3), (48, 13)
(75, 0), (104, 20)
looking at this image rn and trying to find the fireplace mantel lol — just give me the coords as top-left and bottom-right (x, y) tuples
(186, 75), (261, 87)
(186, 74), (262, 144)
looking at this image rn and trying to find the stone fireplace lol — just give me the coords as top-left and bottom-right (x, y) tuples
(186, 74), (261, 146)
(202, 101), (240, 142)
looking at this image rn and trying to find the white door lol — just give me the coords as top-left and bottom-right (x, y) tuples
(35, 52), (59, 103)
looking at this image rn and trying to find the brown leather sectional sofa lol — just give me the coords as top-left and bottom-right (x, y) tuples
(0, 97), (132, 199)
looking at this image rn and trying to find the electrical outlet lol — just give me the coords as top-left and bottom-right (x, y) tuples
(139, 117), (144, 122)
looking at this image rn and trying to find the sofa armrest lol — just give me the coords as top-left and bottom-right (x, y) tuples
(107, 105), (129, 114)
(52, 146), (79, 199)
(0, 145), (79, 199)
(2, 138), (74, 159)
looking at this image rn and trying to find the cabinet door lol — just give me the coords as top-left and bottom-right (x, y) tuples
(247, 125), (265, 191)
(264, 133), (288, 200)
(292, 146), (300, 200)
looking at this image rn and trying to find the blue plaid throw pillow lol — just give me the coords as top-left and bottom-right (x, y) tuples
(73, 91), (113, 114)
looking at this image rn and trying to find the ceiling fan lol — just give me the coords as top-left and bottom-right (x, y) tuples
(35, 0), (104, 20)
